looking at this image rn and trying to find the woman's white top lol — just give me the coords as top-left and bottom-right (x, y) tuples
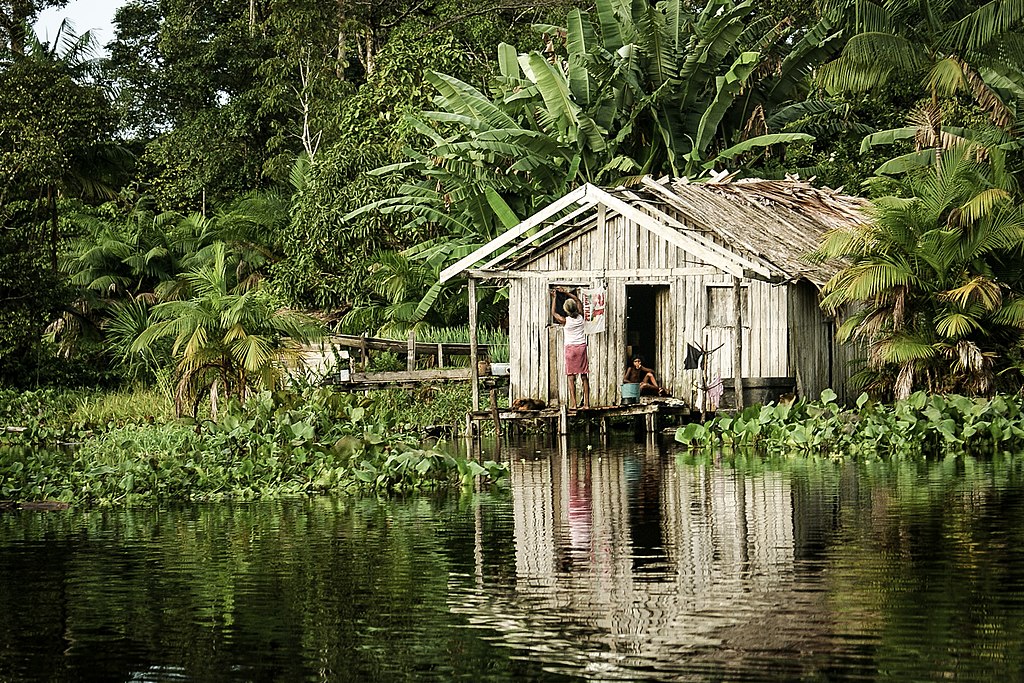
(564, 315), (587, 347)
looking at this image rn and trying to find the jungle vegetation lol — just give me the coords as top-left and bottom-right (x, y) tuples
(4, 0), (1024, 405)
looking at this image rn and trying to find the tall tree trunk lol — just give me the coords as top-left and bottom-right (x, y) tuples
(48, 184), (58, 272)
(336, 0), (347, 80)
(3, 0), (37, 56)
(210, 379), (219, 421)
(364, 31), (375, 78)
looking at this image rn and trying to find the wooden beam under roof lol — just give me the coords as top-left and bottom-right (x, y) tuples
(438, 184), (592, 283)
(478, 202), (594, 271)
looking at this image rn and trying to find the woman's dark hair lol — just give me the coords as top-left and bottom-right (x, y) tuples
(627, 355), (644, 367)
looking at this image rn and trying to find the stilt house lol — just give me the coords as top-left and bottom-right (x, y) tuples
(439, 175), (869, 410)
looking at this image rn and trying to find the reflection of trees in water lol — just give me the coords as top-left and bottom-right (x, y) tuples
(453, 441), (842, 678)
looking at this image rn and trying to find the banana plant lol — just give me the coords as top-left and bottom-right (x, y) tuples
(346, 0), (845, 328)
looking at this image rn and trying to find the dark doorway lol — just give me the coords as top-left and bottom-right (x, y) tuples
(626, 285), (666, 367)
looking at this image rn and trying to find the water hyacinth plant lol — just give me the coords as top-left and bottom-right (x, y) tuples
(676, 390), (1024, 458)
(0, 387), (506, 506)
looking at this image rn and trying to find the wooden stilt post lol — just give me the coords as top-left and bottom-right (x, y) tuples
(464, 412), (474, 457)
(732, 276), (744, 411)
(469, 277), (480, 412)
(489, 389), (502, 460)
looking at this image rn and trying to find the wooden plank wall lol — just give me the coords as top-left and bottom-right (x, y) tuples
(510, 207), (802, 408)
(830, 318), (864, 404)
(786, 282), (844, 402)
(510, 278), (555, 404)
(701, 278), (789, 385)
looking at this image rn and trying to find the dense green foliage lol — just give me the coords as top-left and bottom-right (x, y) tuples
(0, 386), (505, 505)
(676, 390), (1024, 458)
(3, 0), (1024, 447)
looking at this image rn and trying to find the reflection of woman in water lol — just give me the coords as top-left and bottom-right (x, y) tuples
(623, 356), (669, 396)
(567, 470), (592, 554)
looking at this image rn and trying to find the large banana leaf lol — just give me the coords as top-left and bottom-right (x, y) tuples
(595, 0), (625, 51)
(705, 132), (814, 168)
(484, 188), (521, 229)
(497, 43), (520, 79)
(566, 10), (592, 105)
(691, 51), (760, 162)
(426, 72), (519, 130)
(633, 1), (670, 88)
(859, 127), (918, 153)
(874, 149), (938, 175)
(520, 53), (581, 139)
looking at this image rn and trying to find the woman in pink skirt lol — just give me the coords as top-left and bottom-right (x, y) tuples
(550, 289), (590, 408)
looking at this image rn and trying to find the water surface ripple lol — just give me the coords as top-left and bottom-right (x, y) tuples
(2, 437), (1024, 681)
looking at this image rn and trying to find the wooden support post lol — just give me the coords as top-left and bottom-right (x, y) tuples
(360, 333), (368, 370)
(489, 389), (502, 461)
(469, 277), (480, 412)
(599, 416), (608, 443)
(464, 412), (474, 457)
(559, 403), (568, 435)
(437, 343), (444, 369)
(732, 276), (744, 411)
(645, 408), (656, 433)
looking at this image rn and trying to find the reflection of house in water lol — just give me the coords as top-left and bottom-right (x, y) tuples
(452, 443), (833, 678)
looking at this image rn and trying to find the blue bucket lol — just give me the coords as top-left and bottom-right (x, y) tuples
(621, 383), (640, 402)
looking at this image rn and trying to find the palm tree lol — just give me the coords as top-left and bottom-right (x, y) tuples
(821, 0), (1024, 172)
(338, 250), (506, 337)
(131, 242), (325, 417)
(818, 144), (1024, 398)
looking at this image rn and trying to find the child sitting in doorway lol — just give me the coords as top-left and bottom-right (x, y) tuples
(623, 356), (670, 396)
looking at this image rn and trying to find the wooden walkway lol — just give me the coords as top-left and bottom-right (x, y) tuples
(330, 369), (508, 391)
(299, 333), (505, 390)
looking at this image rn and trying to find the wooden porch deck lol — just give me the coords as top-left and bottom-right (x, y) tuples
(467, 398), (693, 437)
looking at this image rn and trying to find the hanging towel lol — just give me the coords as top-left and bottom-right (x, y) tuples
(707, 376), (725, 411)
(684, 343), (703, 370)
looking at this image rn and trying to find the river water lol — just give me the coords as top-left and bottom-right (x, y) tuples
(2, 435), (1024, 682)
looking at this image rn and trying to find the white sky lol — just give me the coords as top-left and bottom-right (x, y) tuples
(34, 0), (126, 52)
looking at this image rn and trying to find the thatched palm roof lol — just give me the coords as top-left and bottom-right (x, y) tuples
(440, 174), (870, 287)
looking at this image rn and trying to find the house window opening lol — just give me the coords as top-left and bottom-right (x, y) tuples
(706, 284), (749, 327)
